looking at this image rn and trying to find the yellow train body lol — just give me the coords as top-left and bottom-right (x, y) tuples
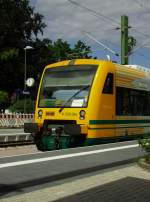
(25, 59), (150, 150)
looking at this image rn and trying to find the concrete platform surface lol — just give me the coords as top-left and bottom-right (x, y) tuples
(0, 145), (38, 157)
(1, 164), (150, 202)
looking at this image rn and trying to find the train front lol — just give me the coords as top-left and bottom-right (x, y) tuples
(25, 60), (98, 151)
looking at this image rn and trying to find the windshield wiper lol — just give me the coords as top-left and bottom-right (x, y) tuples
(59, 85), (90, 113)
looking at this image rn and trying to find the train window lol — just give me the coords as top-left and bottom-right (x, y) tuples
(102, 73), (113, 94)
(116, 87), (150, 116)
(143, 91), (150, 115)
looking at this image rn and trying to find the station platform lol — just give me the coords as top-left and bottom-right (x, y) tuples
(1, 163), (150, 202)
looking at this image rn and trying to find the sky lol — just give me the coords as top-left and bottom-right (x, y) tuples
(30, 0), (150, 67)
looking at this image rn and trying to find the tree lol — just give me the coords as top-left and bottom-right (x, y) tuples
(9, 98), (34, 113)
(0, 91), (10, 111)
(72, 40), (92, 59)
(51, 39), (72, 61)
(128, 36), (136, 55)
(0, 0), (94, 113)
(0, 0), (46, 48)
(0, 0), (46, 93)
(30, 38), (93, 79)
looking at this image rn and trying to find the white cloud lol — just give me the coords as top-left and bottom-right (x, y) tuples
(32, 1), (149, 39)
(31, 0), (150, 65)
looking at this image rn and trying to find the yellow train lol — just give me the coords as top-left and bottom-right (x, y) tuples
(24, 59), (150, 151)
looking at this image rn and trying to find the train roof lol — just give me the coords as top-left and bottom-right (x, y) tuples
(45, 59), (150, 74)
(124, 65), (150, 73)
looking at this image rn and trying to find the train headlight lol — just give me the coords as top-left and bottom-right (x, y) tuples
(38, 110), (43, 118)
(79, 110), (86, 120)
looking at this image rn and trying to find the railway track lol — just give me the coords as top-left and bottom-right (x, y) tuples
(0, 140), (34, 147)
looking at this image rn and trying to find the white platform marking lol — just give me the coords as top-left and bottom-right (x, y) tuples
(0, 144), (139, 168)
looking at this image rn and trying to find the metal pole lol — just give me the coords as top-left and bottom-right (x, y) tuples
(24, 49), (27, 91)
(24, 49), (27, 113)
(121, 15), (128, 65)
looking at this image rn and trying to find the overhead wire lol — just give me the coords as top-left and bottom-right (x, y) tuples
(67, 0), (121, 57)
(134, 51), (150, 61)
(82, 31), (119, 56)
(134, 0), (144, 7)
(67, 0), (119, 25)
(67, 0), (150, 47)
(130, 27), (150, 39)
(68, 0), (150, 42)
(67, 0), (150, 65)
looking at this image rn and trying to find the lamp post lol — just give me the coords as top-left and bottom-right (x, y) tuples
(23, 45), (33, 113)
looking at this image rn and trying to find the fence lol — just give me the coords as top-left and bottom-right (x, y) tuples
(0, 113), (34, 128)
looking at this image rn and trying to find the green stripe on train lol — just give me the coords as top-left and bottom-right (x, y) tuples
(89, 125), (150, 130)
(83, 134), (143, 146)
(89, 119), (150, 125)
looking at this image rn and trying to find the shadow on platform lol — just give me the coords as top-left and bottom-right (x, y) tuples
(0, 160), (136, 198)
(54, 177), (150, 202)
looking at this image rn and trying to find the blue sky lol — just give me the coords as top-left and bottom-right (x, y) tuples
(30, 0), (150, 68)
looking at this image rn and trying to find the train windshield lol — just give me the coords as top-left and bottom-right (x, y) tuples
(38, 65), (98, 108)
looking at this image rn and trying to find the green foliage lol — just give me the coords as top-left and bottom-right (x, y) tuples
(73, 40), (92, 59)
(139, 135), (150, 163)
(30, 38), (93, 78)
(0, 91), (10, 110)
(52, 39), (72, 61)
(9, 98), (35, 113)
(0, 48), (19, 61)
(0, 0), (46, 47)
(0, 91), (9, 102)
(128, 36), (136, 54)
(0, 0), (46, 93)
(0, 0), (93, 95)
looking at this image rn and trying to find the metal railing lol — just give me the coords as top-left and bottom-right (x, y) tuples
(0, 113), (34, 146)
(0, 113), (34, 128)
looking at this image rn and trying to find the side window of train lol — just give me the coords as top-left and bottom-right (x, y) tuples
(116, 87), (150, 116)
(102, 73), (113, 94)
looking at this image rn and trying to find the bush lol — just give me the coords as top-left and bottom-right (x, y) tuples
(9, 98), (35, 113)
(0, 91), (10, 111)
(139, 134), (150, 163)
